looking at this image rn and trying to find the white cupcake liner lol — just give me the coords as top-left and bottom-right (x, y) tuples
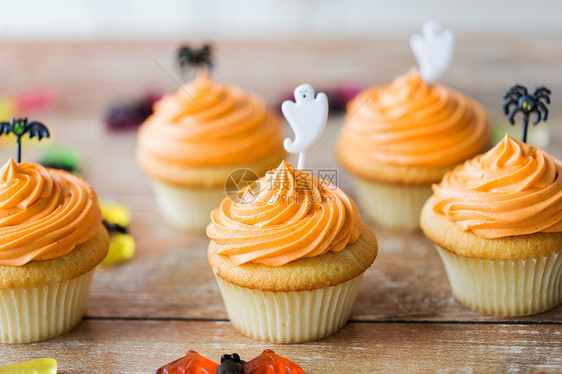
(352, 177), (432, 230)
(0, 270), (95, 344)
(435, 245), (562, 316)
(149, 179), (226, 231)
(215, 274), (363, 343)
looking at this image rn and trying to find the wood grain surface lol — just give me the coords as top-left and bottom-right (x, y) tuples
(0, 37), (561, 373)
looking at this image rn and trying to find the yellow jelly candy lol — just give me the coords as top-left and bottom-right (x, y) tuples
(102, 233), (135, 265)
(0, 100), (14, 123)
(0, 358), (57, 374)
(100, 201), (130, 227)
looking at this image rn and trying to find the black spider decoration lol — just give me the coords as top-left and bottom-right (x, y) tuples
(503, 84), (551, 143)
(177, 44), (213, 77)
(0, 118), (50, 163)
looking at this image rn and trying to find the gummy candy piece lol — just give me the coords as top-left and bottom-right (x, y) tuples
(40, 147), (81, 176)
(0, 358), (57, 374)
(100, 201), (130, 227)
(0, 89), (57, 123)
(13, 89), (57, 114)
(100, 200), (134, 265)
(155, 350), (218, 374)
(0, 100), (15, 122)
(244, 350), (305, 374)
(101, 233), (135, 265)
(105, 92), (162, 132)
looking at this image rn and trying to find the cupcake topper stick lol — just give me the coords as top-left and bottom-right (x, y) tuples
(0, 118), (50, 163)
(282, 84), (328, 170)
(503, 84), (551, 143)
(410, 21), (454, 83)
(177, 44), (213, 81)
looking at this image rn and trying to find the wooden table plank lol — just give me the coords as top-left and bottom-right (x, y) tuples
(0, 320), (560, 373)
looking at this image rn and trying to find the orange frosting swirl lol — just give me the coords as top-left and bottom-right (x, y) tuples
(432, 135), (562, 238)
(207, 161), (362, 266)
(0, 159), (102, 266)
(338, 71), (490, 167)
(137, 72), (283, 166)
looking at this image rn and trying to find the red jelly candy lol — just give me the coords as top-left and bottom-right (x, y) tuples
(244, 350), (305, 374)
(155, 350), (219, 374)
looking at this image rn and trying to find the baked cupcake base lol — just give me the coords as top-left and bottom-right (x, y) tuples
(149, 180), (225, 231)
(138, 148), (286, 231)
(435, 246), (561, 317)
(0, 226), (109, 343)
(353, 177), (432, 230)
(215, 274), (363, 343)
(421, 198), (562, 317)
(337, 150), (453, 231)
(209, 225), (377, 343)
(0, 270), (94, 343)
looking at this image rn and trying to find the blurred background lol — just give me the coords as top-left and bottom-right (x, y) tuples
(4, 0), (562, 39)
(3, 0), (560, 105)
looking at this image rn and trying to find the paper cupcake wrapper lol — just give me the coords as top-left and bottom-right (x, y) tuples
(215, 274), (363, 343)
(149, 179), (226, 231)
(435, 245), (562, 317)
(352, 177), (432, 230)
(0, 270), (95, 344)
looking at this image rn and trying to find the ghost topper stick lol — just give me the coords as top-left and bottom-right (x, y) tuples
(410, 21), (455, 83)
(282, 84), (329, 170)
(0, 118), (50, 163)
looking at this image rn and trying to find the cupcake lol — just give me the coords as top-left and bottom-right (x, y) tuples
(336, 71), (490, 230)
(0, 159), (108, 343)
(207, 161), (378, 343)
(421, 135), (562, 316)
(137, 72), (285, 230)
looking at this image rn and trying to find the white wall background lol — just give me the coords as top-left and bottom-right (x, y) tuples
(2, 0), (562, 40)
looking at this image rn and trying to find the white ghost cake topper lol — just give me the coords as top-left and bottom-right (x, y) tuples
(282, 84), (329, 170)
(410, 21), (455, 83)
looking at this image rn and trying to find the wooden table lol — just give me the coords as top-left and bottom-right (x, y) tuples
(1, 37), (561, 373)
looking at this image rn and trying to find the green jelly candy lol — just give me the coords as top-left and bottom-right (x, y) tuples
(42, 147), (80, 167)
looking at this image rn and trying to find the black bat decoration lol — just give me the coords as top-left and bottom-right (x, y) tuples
(0, 118), (50, 163)
(503, 84), (551, 143)
(177, 44), (213, 78)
